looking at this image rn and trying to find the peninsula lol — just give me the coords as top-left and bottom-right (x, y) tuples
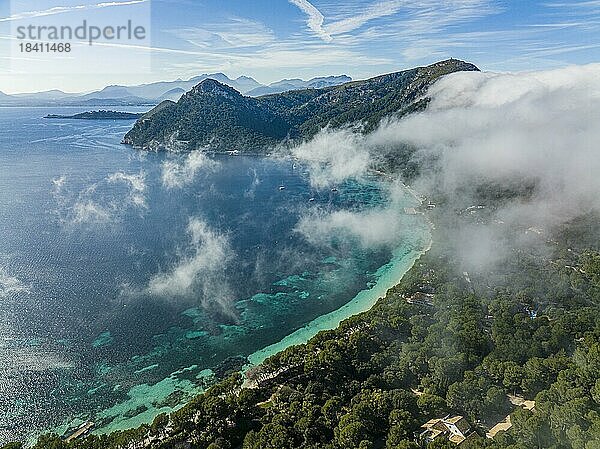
(45, 110), (143, 120)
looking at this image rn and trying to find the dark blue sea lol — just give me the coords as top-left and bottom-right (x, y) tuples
(0, 107), (429, 443)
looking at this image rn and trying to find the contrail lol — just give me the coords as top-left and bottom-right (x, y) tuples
(0, 0), (147, 22)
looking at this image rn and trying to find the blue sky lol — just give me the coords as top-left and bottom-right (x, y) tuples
(0, 0), (599, 93)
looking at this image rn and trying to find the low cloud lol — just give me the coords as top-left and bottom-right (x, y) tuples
(55, 171), (147, 225)
(244, 168), (261, 199)
(0, 266), (31, 298)
(72, 200), (112, 224)
(296, 180), (413, 249)
(161, 151), (219, 189)
(52, 175), (67, 191)
(297, 208), (402, 248)
(291, 63), (600, 271)
(148, 218), (236, 319)
(291, 127), (371, 188)
(107, 171), (147, 209)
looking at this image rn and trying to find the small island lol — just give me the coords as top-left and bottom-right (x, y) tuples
(45, 110), (143, 120)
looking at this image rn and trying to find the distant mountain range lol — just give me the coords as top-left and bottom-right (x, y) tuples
(123, 59), (479, 152)
(246, 75), (352, 96)
(0, 74), (352, 107)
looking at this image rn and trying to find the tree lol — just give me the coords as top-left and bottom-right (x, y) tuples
(417, 393), (448, 418)
(336, 418), (369, 448)
(1, 444), (23, 449)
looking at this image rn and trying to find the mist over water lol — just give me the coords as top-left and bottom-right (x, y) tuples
(0, 107), (427, 443)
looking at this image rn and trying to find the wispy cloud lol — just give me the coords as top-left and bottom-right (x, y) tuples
(0, 0), (147, 22)
(72, 200), (112, 224)
(544, 0), (600, 8)
(148, 217), (237, 319)
(53, 171), (147, 225)
(289, 0), (404, 41)
(289, 0), (499, 43)
(244, 168), (261, 199)
(325, 0), (405, 35)
(0, 266), (31, 298)
(289, 0), (332, 41)
(107, 171), (147, 209)
(166, 18), (276, 49)
(163, 43), (391, 77)
(161, 152), (219, 189)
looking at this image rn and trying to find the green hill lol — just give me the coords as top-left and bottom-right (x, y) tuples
(122, 59), (479, 152)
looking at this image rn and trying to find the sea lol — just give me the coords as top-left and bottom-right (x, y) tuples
(0, 106), (430, 444)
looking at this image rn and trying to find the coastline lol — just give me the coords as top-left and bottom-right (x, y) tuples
(92, 184), (434, 438)
(245, 184), (433, 368)
(245, 235), (432, 368)
(45, 175), (432, 444)
(95, 181), (434, 436)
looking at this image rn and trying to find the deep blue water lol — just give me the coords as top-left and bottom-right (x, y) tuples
(0, 107), (425, 443)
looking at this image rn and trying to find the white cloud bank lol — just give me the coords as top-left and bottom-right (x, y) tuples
(372, 63), (600, 225)
(292, 63), (600, 269)
(295, 63), (600, 225)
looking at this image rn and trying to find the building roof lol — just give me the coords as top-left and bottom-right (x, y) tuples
(445, 416), (471, 434)
(522, 400), (536, 411)
(507, 394), (536, 411)
(486, 416), (512, 438)
(421, 415), (474, 444)
(449, 434), (466, 444)
(422, 418), (441, 429)
(446, 415), (464, 424)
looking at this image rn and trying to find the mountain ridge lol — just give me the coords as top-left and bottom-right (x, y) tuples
(0, 73), (353, 106)
(123, 59), (479, 152)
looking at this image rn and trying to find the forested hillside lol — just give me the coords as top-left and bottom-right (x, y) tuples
(7, 192), (600, 449)
(122, 59), (479, 151)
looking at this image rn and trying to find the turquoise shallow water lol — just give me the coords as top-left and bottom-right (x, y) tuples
(0, 107), (429, 443)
